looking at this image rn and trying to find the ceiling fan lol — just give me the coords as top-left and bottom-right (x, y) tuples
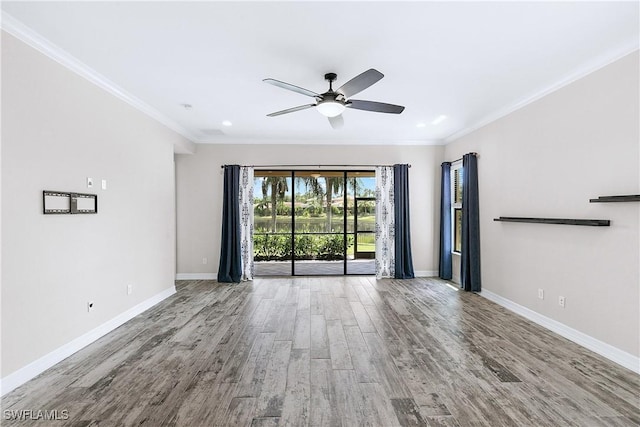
(263, 69), (405, 129)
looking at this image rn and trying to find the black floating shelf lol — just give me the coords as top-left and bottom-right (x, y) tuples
(493, 217), (610, 227)
(589, 195), (640, 203)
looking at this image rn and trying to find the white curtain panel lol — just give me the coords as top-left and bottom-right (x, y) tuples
(239, 166), (254, 281)
(375, 166), (395, 279)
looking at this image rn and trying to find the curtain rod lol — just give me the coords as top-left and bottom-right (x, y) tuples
(448, 152), (479, 164)
(220, 164), (411, 169)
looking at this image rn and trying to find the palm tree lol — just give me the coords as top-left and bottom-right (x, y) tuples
(301, 176), (324, 205)
(325, 177), (345, 232)
(298, 175), (345, 231)
(261, 176), (289, 232)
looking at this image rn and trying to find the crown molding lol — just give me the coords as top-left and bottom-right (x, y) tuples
(445, 42), (640, 144)
(1, 11), (197, 143)
(195, 137), (446, 146)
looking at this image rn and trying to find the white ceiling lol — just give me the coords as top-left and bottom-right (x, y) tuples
(2, 1), (638, 145)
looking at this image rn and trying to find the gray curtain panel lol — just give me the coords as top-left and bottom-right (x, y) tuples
(461, 154), (481, 291)
(217, 165), (242, 283)
(393, 164), (415, 279)
(439, 162), (452, 280)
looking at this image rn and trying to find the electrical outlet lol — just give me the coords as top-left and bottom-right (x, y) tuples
(538, 289), (544, 300)
(559, 296), (566, 308)
(87, 177), (93, 188)
(202, 257), (208, 265)
(87, 301), (94, 312)
(127, 284), (133, 295)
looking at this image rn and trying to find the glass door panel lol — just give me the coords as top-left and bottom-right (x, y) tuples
(293, 171), (345, 275)
(347, 172), (376, 275)
(253, 171), (293, 276)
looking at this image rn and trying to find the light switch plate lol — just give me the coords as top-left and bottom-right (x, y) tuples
(101, 179), (107, 190)
(87, 177), (93, 188)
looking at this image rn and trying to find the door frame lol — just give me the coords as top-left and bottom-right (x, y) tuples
(255, 169), (375, 276)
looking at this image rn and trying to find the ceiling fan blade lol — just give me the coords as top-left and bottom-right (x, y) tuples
(263, 78), (320, 98)
(336, 69), (384, 98)
(328, 114), (344, 129)
(267, 104), (316, 117)
(347, 100), (405, 114)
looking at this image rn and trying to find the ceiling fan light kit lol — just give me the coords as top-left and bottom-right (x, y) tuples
(316, 100), (345, 117)
(264, 68), (404, 128)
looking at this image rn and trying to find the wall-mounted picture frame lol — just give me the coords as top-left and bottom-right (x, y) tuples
(43, 191), (98, 214)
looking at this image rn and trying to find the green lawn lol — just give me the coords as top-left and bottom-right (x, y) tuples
(348, 242), (375, 255)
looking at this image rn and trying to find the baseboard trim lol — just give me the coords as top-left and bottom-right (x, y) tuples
(415, 270), (438, 278)
(175, 273), (217, 280)
(176, 272), (436, 280)
(479, 289), (639, 374)
(0, 286), (176, 396)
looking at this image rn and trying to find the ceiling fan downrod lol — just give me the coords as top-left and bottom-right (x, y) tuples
(324, 73), (337, 92)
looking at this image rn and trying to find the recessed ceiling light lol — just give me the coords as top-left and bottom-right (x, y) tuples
(431, 115), (447, 125)
(222, 120), (232, 127)
(416, 123), (426, 128)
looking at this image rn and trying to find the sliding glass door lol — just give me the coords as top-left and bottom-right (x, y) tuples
(253, 170), (375, 276)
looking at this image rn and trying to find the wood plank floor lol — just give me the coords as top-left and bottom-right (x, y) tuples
(2, 277), (639, 426)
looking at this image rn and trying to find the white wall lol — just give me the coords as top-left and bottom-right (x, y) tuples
(444, 51), (639, 358)
(175, 144), (444, 277)
(1, 33), (190, 380)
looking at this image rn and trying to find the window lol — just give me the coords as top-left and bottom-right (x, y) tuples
(451, 163), (463, 253)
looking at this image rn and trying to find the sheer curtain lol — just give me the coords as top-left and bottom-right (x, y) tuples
(239, 167), (254, 281)
(375, 166), (395, 279)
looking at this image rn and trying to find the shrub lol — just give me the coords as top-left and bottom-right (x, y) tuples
(253, 233), (291, 260)
(316, 234), (354, 260)
(276, 205), (291, 216)
(294, 234), (316, 260)
(254, 233), (354, 261)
